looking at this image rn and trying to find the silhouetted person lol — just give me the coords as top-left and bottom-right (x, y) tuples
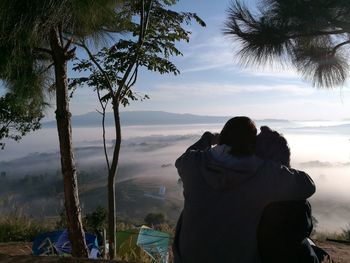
(173, 117), (316, 263)
(256, 126), (319, 263)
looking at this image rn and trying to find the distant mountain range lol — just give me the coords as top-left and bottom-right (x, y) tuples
(43, 111), (289, 127)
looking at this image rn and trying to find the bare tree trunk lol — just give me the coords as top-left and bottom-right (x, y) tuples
(108, 98), (122, 259)
(49, 27), (88, 258)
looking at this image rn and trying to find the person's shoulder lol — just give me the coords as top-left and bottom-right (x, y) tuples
(256, 159), (302, 180)
(256, 158), (282, 172)
(260, 159), (299, 171)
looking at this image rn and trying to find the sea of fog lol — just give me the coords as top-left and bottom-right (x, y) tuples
(0, 120), (349, 232)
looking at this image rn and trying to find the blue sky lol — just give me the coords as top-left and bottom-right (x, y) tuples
(8, 0), (350, 121)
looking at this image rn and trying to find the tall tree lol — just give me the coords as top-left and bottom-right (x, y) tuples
(70, 0), (205, 258)
(224, 0), (350, 87)
(0, 0), (120, 257)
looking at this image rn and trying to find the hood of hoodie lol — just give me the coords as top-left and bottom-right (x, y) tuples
(201, 144), (264, 190)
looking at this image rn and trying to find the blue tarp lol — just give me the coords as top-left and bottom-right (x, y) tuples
(32, 231), (61, 256)
(32, 229), (99, 257)
(136, 226), (170, 263)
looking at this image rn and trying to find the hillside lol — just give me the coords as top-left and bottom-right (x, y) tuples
(43, 111), (231, 127)
(0, 170), (183, 223)
(42, 111), (290, 127)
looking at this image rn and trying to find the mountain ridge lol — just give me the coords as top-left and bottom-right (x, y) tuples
(43, 111), (290, 127)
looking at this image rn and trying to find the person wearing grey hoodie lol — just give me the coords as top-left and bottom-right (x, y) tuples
(173, 116), (316, 263)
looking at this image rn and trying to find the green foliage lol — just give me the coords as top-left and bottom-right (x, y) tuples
(224, 0), (350, 87)
(0, 93), (44, 142)
(84, 206), (108, 235)
(144, 212), (166, 226)
(56, 206), (108, 235)
(55, 209), (68, 230)
(70, 0), (206, 107)
(0, 213), (53, 242)
(0, 0), (56, 100)
(0, 0), (124, 132)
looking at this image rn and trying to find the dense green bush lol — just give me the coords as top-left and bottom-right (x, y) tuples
(55, 209), (68, 230)
(84, 206), (107, 235)
(144, 212), (166, 226)
(0, 214), (53, 242)
(56, 206), (108, 235)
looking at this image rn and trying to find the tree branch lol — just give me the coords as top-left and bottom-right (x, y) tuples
(64, 38), (74, 52)
(34, 47), (53, 56)
(116, 0), (154, 100)
(127, 64), (139, 89)
(142, 0), (154, 40)
(96, 85), (111, 171)
(58, 23), (64, 47)
(38, 62), (54, 75)
(2, 120), (12, 131)
(332, 40), (350, 54)
(65, 47), (76, 60)
(122, 63), (139, 98)
(79, 41), (115, 95)
(140, 0), (145, 41)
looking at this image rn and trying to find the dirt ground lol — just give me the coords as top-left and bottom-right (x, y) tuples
(0, 240), (349, 262)
(0, 242), (32, 256)
(0, 243), (125, 263)
(315, 240), (350, 263)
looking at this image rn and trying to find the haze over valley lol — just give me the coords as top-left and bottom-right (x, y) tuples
(1, 111), (349, 232)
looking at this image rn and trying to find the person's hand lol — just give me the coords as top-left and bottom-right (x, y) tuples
(202, 131), (220, 145)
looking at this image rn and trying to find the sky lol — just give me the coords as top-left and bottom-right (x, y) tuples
(3, 0), (350, 121)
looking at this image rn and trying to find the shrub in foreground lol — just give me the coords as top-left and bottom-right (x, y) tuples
(0, 214), (53, 242)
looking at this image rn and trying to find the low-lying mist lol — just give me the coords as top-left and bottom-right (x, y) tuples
(0, 122), (349, 232)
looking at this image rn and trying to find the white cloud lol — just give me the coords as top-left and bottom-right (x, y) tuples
(179, 34), (305, 82)
(180, 36), (237, 73)
(148, 81), (315, 100)
(248, 99), (350, 120)
(181, 34), (350, 86)
(240, 66), (301, 80)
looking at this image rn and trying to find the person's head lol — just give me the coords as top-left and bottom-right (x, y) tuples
(255, 126), (291, 167)
(219, 116), (257, 157)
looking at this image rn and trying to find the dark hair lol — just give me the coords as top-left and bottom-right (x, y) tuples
(255, 126), (291, 167)
(219, 116), (257, 157)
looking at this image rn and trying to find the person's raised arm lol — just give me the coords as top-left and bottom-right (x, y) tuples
(175, 132), (218, 177)
(186, 131), (219, 151)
